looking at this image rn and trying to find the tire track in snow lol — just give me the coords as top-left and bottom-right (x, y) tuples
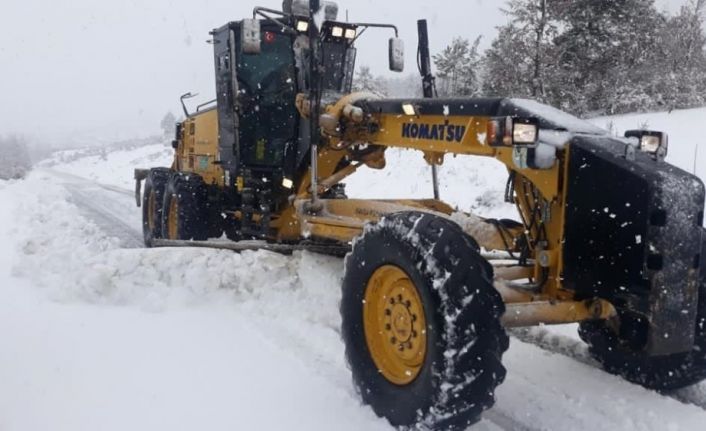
(509, 327), (706, 411)
(40, 169), (143, 248)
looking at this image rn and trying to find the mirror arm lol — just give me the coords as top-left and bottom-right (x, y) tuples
(252, 6), (286, 18)
(352, 23), (399, 38)
(180, 92), (198, 118)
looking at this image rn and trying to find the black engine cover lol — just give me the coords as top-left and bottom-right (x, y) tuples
(563, 136), (705, 355)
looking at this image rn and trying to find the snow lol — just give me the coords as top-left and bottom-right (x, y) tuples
(0, 173), (390, 431)
(2, 106), (706, 430)
(347, 149), (517, 220)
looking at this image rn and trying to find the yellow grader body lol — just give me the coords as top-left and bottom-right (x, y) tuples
(134, 2), (706, 429)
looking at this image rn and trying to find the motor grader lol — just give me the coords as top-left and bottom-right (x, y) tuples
(134, 1), (706, 429)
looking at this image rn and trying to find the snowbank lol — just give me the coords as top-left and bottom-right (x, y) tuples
(3, 106), (706, 430)
(0, 171), (392, 431)
(44, 142), (173, 190)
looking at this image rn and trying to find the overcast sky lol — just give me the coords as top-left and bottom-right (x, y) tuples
(0, 0), (689, 145)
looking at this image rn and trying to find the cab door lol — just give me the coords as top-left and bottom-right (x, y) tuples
(212, 21), (298, 180)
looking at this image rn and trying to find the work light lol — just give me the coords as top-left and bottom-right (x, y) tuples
(402, 103), (417, 116)
(344, 28), (357, 39)
(296, 20), (309, 32)
(332, 26), (344, 37)
(513, 122), (539, 146)
(488, 117), (539, 147)
(625, 130), (668, 160)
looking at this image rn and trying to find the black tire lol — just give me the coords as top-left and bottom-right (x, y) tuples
(341, 212), (509, 430)
(224, 218), (242, 242)
(142, 168), (171, 247)
(161, 173), (209, 241)
(579, 229), (706, 391)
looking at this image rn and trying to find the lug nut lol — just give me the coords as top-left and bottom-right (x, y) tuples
(390, 337), (397, 344)
(384, 309), (391, 316)
(405, 300), (412, 307)
(385, 324), (391, 331)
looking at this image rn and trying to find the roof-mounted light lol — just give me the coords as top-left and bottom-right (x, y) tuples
(331, 26), (344, 38)
(296, 20), (309, 32)
(344, 28), (357, 39)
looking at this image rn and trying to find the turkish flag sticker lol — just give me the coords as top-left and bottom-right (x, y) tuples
(264, 32), (276, 43)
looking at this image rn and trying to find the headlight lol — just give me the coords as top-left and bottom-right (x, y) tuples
(625, 130), (668, 160)
(331, 26), (344, 37)
(296, 20), (309, 32)
(513, 123), (538, 145)
(488, 117), (539, 147)
(640, 135), (662, 154)
(344, 28), (357, 39)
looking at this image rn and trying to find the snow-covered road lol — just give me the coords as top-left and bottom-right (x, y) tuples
(3, 134), (706, 430)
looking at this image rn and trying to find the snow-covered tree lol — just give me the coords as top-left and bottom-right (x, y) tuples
(352, 66), (387, 96)
(552, 0), (665, 115)
(434, 37), (483, 97)
(0, 135), (32, 180)
(483, 0), (562, 102)
(160, 111), (177, 137)
(483, 0), (706, 115)
(657, 0), (706, 110)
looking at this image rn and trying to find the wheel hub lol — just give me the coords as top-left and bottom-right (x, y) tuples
(363, 265), (427, 386)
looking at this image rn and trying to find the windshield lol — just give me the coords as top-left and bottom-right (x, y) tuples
(237, 30), (296, 97)
(321, 42), (355, 92)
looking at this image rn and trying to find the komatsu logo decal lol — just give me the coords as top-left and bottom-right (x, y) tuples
(401, 122), (466, 143)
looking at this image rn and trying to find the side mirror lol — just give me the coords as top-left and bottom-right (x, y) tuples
(242, 19), (261, 54)
(389, 38), (405, 72)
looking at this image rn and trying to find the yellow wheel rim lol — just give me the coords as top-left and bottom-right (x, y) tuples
(363, 265), (428, 386)
(147, 191), (156, 231)
(167, 197), (179, 240)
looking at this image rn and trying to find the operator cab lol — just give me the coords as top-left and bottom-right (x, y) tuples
(212, 20), (299, 178)
(211, 17), (360, 187)
(209, 2), (404, 237)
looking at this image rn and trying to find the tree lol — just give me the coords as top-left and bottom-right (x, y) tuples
(352, 66), (387, 96)
(552, 0), (666, 115)
(160, 111), (177, 137)
(434, 37), (483, 97)
(484, 0), (706, 115)
(483, 0), (563, 102)
(657, 0), (706, 110)
(0, 135), (32, 180)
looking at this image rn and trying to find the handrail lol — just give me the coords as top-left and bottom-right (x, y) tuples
(197, 99), (217, 112)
